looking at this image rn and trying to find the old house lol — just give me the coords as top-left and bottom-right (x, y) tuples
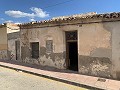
(7, 23), (20, 61)
(0, 23), (20, 60)
(1, 12), (120, 80)
(0, 24), (8, 60)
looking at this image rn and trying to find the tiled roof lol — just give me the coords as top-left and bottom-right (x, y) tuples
(19, 12), (120, 26)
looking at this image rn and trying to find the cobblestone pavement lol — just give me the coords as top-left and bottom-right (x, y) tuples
(0, 67), (87, 90)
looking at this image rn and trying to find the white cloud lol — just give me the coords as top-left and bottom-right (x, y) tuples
(4, 20), (13, 23)
(14, 22), (22, 25)
(30, 18), (36, 22)
(5, 11), (34, 18)
(4, 20), (21, 24)
(30, 7), (49, 18)
(5, 7), (49, 18)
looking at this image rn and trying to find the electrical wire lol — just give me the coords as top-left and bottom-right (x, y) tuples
(42, 0), (75, 9)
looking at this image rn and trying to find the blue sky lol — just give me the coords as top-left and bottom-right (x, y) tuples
(0, 0), (120, 24)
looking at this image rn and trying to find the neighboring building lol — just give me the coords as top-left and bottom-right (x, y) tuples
(1, 12), (120, 80)
(7, 23), (20, 61)
(0, 24), (8, 60)
(0, 23), (20, 60)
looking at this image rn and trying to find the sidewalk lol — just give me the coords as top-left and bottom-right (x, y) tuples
(0, 60), (120, 90)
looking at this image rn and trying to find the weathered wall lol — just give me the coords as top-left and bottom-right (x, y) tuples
(7, 23), (20, 61)
(21, 27), (66, 69)
(0, 27), (7, 50)
(0, 26), (7, 59)
(8, 32), (20, 61)
(111, 21), (120, 79)
(19, 20), (120, 79)
(60, 23), (113, 78)
(78, 23), (112, 78)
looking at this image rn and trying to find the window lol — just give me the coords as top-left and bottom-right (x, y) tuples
(65, 31), (77, 41)
(31, 42), (39, 59)
(46, 40), (53, 53)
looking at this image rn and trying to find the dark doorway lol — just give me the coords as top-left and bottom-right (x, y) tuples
(65, 30), (78, 71)
(68, 42), (78, 71)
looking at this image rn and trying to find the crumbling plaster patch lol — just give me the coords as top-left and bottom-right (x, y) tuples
(22, 52), (66, 69)
(79, 55), (112, 78)
(90, 60), (109, 76)
(39, 55), (66, 69)
(0, 50), (7, 60)
(78, 23), (112, 78)
(39, 47), (66, 69)
(21, 27), (66, 69)
(8, 39), (20, 60)
(8, 40), (16, 60)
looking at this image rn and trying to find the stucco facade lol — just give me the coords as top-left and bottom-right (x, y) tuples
(20, 26), (66, 69)
(0, 23), (20, 61)
(19, 12), (120, 79)
(1, 12), (120, 80)
(7, 23), (20, 61)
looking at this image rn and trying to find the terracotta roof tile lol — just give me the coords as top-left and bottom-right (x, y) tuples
(19, 12), (120, 26)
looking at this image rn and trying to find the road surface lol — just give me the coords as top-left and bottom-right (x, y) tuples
(0, 66), (87, 90)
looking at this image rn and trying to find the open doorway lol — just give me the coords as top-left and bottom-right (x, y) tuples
(67, 42), (78, 71)
(66, 31), (78, 71)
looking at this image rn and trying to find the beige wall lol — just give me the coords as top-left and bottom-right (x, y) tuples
(110, 21), (120, 79)
(19, 20), (120, 79)
(78, 23), (112, 78)
(78, 23), (111, 56)
(0, 27), (7, 50)
(7, 23), (20, 61)
(0, 25), (7, 60)
(21, 27), (66, 69)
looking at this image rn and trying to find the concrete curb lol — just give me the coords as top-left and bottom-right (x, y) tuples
(0, 64), (103, 90)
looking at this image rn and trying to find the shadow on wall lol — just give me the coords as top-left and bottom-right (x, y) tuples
(0, 59), (78, 74)
(90, 48), (111, 59)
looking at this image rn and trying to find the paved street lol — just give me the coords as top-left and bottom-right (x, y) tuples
(0, 67), (87, 90)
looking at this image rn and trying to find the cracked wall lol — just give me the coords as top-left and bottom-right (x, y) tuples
(7, 23), (20, 61)
(78, 23), (112, 78)
(21, 27), (66, 69)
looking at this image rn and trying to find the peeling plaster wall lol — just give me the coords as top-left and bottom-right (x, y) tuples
(0, 50), (7, 60)
(21, 27), (66, 69)
(78, 23), (112, 78)
(19, 21), (120, 79)
(7, 23), (20, 61)
(60, 23), (113, 78)
(8, 38), (20, 61)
